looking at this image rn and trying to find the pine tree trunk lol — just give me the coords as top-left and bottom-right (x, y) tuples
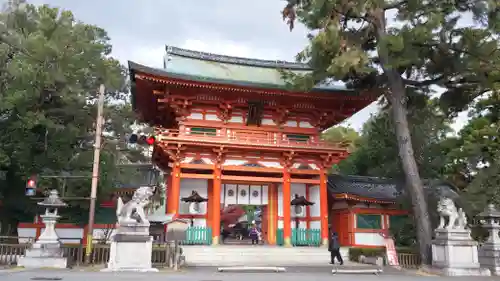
(386, 70), (433, 265)
(372, 11), (433, 264)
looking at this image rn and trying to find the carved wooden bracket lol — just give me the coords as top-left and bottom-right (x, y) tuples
(168, 97), (192, 121)
(165, 143), (186, 166)
(281, 151), (296, 171)
(272, 106), (290, 127)
(319, 153), (341, 170)
(212, 146), (229, 168)
(217, 101), (233, 124)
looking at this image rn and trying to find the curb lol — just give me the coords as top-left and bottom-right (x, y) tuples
(0, 267), (28, 274)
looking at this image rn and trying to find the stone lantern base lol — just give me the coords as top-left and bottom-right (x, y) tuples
(479, 243), (500, 275)
(430, 229), (490, 276)
(18, 215), (67, 269)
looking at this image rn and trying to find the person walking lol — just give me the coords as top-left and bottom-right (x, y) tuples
(329, 232), (344, 265)
(249, 224), (260, 245)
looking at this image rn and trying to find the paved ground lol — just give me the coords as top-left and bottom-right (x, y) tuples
(1, 268), (500, 281)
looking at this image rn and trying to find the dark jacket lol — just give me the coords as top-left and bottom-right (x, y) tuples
(328, 234), (340, 251)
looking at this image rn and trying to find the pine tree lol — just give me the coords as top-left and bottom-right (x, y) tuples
(281, 0), (500, 264)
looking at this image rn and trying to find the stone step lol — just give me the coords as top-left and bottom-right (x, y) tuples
(181, 246), (349, 266)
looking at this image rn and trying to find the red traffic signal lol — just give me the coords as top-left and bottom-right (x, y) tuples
(146, 136), (155, 145)
(27, 179), (36, 188)
(26, 176), (37, 196)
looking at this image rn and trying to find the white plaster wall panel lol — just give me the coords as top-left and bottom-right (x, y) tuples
(310, 221), (321, 229)
(261, 118), (275, 125)
(236, 185), (250, 205)
(309, 185), (321, 216)
(291, 220), (307, 229)
(259, 161), (282, 168)
(178, 179), (208, 215)
(332, 201), (349, 209)
(278, 219), (284, 229)
(285, 120), (297, 127)
(261, 185), (269, 204)
(17, 228), (36, 243)
(309, 164), (319, 170)
(93, 228), (116, 244)
(249, 185), (264, 205)
(223, 159), (246, 166)
(192, 218), (207, 227)
(181, 157), (194, 164)
(354, 232), (385, 246)
(41, 228), (83, 244)
(188, 112), (203, 120)
(205, 114), (221, 121)
(298, 121), (313, 128)
(201, 157), (213, 164)
(224, 184), (237, 205)
(229, 116), (243, 123)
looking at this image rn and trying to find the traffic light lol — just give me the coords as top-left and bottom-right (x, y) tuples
(26, 176), (37, 196)
(128, 133), (155, 145)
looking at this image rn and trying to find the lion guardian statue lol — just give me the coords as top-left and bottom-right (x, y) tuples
(116, 186), (155, 225)
(436, 197), (467, 230)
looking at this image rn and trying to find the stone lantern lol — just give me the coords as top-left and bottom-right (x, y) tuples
(290, 194), (314, 229)
(18, 189), (68, 269)
(478, 204), (500, 275)
(181, 190), (208, 226)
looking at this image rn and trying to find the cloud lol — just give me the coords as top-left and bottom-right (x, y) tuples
(2, 0), (471, 132)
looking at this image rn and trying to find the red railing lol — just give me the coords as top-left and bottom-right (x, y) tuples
(155, 129), (348, 150)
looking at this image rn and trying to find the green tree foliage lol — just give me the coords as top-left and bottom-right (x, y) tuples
(281, 0), (499, 263)
(448, 91), (500, 213)
(338, 95), (452, 179)
(0, 1), (141, 234)
(322, 125), (360, 150)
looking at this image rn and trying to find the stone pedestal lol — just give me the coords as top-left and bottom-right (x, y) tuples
(431, 228), (490, 276)
(479, 242), (500, 275)
(102, 223), (158, 272)
(18, 214), (68, 269)
(477, 204), (500, 275)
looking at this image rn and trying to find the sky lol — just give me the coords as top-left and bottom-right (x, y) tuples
(7, 0), (470, 132)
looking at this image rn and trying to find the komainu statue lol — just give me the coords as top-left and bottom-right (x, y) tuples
(437, 197), (467, 230)
(116, 186), (155, 225)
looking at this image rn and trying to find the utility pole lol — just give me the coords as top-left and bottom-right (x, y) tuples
(84, 84), (105, 264)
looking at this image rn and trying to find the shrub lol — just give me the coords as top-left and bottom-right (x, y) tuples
(348, 246), (419, 263)
(348, 247), (385, 262)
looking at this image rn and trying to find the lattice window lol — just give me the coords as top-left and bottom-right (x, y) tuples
(286, 134), (310, 143)
(389, 215), (408, 229)
(190, 127), (217, 136)
(356, 214), (382, 229)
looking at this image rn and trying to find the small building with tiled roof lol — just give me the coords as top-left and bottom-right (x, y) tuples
(326, 174), (458, 247)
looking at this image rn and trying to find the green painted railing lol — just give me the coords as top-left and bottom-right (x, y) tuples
(182, 226), (212, 245)
(276, 228), (321, 246)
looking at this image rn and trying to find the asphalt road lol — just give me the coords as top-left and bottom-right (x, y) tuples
(1, 268), (500, 281)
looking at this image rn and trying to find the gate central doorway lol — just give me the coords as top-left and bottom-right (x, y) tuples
(220, 183), (269, 245)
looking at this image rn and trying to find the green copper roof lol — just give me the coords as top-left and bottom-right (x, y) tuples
(149, 45), (352, 93)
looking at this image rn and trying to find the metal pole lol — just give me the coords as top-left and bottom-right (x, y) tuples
(84, 84), (105, 264)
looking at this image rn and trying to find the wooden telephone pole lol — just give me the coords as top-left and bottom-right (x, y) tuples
(84, 84), (105, 264)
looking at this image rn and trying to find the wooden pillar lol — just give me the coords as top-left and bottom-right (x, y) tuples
(212, 164), (222, 245)
(319, 169), (329, 246)
(282, 168), (292, 247)
(267, 183), (278, 245)
(166, 163), (181, 215)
